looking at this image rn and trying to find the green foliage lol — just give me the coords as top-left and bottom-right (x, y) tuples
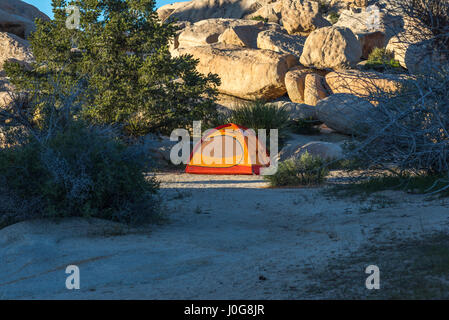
(265, 152), (329, 187)
(0, 122), (160, 225)
(251, 15), (268, 23)
(228, 101), (290, 145)
(4, 0), (220, 136)
(327, 11), (340, 24)
(327, 172), (449, 198)
(363, 48), (402, 72)
(0, 77), (160, 227)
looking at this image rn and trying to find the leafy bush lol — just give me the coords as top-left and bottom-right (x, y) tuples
(0, 123), (159, 225)
(228, 101), (290, 146)
(4, 0), (220, 136)
(327, 11), (340, 24)
(363, 48), (402, 72)
(0, 80), (160, 228)
(251, 15), (268, 23)
(265, 152), (329, 187)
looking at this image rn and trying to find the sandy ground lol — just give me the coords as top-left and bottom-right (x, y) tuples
(1, 173), (449, 299)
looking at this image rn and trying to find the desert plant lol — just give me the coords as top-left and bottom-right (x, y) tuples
(4, 0), (220, 136)
(265, 152), (329, 187)
(347, 65), (449, 193)
(386, 0), (449, 64)
(327, 11), (339, 24)
(0, 80), (160, 227)
(251, 15), (268, 23)
(228, 100), (290, 146)
(363, 48), (402, 72)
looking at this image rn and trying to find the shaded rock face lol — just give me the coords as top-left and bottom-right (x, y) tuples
(300, 26), (362, 70)
(257, 30), (306, 58)
(162, 0), (266, 23)
(288, 141), (343, 160)
(0, 0), (50, 39)
(325, 70), (401, 99)
(173, 44), (292, 100)
(267, 100), (317, 120)
(333, 9), (404, 59)
(358, 31), (385, 59)
(316, 93), (374, 135)
(279, 140), (343, 161)
(386, 36), (447, 75)
(281, 0), (331, 35)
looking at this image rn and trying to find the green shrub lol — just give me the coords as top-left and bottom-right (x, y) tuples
(328, 172), (449, 198)
(265, 152), (329, 187)
(228, 101), (290, 146)
(4, 0), (220, 136)
(328, 11), (340, 24)
(363, 48), (402, 72)
(251, 15), (268, 23)
(0, 122), (160, 226)
(0, 78), (160, 228)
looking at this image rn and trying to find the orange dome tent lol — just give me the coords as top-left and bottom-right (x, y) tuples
(185, 123), (270, 175)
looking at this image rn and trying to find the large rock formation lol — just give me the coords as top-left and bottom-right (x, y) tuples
(246, 1), (283, 23)
(281, 0), (331, 35)
(0, 0), (49, 39)
(299, 26), (362, 70)
(161, 0), (266, 23)
(325, 70), (401, 98)
(386, 34), (446, 74)
(157, 2), (192, 22)
(285, 67), (315, 103)
(267, 100), (317, 120)
(316, 93), (375, 135)
(176, 19), (279, 49)
(257, 30), (306, 58)
(218, 22), (281, 48)
(303, 73), (329, 106)
(173, 44), (292, 100)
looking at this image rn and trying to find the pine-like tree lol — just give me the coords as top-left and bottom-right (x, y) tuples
(5, 0), (220, 135)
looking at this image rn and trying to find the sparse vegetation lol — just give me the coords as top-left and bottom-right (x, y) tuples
(304, 233), (449, 299)
(326, 172), (449, 198)
(228, 100), (291, 146)
(363, 48), (402, 72)
(265, 152), (329, 187)
(327, 11), (339, 24)
(251, 15), (268, 23)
